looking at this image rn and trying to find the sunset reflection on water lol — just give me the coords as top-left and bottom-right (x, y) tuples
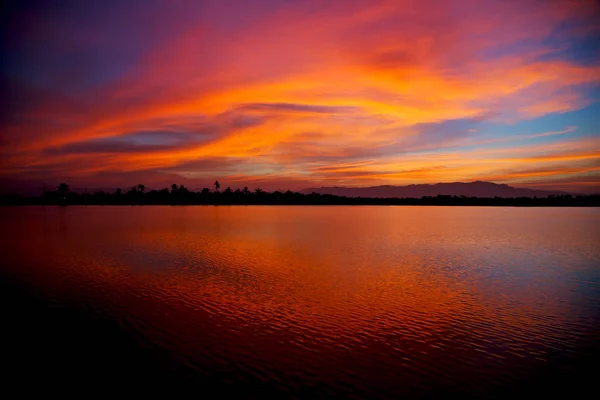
(1, 206), (598, 397)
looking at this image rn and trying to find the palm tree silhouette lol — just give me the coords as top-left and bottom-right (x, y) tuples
(214, 180), (221, 192)
(137, 184), (145, 193)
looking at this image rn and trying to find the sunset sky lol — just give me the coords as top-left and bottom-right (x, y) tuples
(1, 0), (599, 193)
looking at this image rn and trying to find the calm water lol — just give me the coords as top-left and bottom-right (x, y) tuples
(1, 206), (599, 397)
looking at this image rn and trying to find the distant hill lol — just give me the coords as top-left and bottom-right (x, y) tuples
(301, 181), (573, 198)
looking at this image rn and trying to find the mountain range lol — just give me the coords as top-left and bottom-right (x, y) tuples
(301, 181), (573, 198)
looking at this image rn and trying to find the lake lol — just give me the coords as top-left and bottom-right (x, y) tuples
(1, 206), (598, 397)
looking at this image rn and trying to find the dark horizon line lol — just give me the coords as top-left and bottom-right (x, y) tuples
(1, 182), (598, 207)
(4, 179), (596, 196)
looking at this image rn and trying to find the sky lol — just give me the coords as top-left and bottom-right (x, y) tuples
(1, 0), (599, 194)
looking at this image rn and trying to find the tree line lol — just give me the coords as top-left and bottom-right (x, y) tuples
(1, 181), (598, 206)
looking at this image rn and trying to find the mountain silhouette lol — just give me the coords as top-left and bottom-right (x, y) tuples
(301, 181), (572, 198)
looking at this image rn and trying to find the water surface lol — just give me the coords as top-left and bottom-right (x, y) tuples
(1, 206), (598, 397)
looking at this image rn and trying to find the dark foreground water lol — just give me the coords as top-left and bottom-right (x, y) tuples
(1, 206), (599, 397)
